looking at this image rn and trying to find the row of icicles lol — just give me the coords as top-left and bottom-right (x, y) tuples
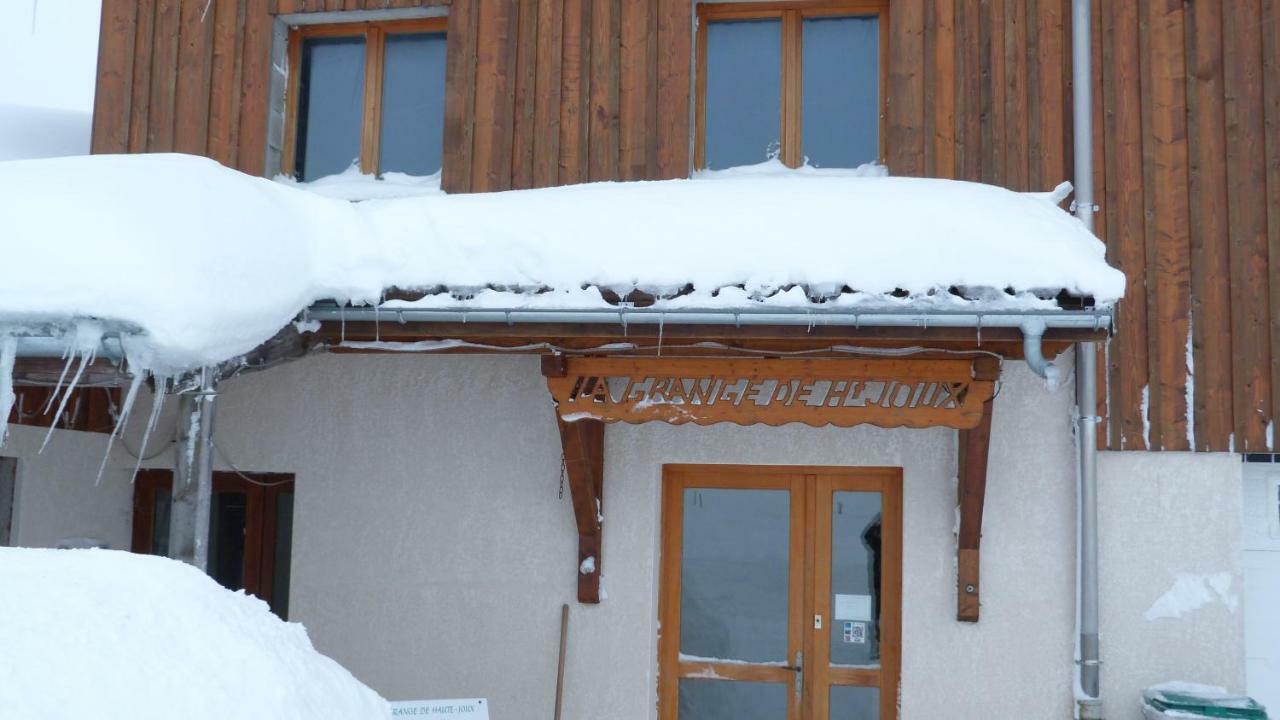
(0, 322), (175, 485)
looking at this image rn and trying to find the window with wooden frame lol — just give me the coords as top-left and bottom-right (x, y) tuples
(695, 2), (888, 170)
(659, 465), (901, 720)
(282, 18), (447, 182)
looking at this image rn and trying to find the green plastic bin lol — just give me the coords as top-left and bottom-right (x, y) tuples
(1142, 683), (1268, 719)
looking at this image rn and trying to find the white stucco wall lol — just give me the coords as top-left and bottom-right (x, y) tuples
(8, 350), (1248, 718)
(1, 423), (135, 550)
(1097, 452), (1246, 706)
(176, 351), (1135, 719)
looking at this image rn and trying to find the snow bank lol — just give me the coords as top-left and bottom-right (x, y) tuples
(0, 104), (91, 160)
(0, 548), (388, 720)
(0, 153), (1123, 375)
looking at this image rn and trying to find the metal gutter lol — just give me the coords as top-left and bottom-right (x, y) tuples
(304, 304), (1112, 332)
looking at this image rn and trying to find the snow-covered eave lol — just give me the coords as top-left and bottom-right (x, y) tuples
(4, 319), (136, 360)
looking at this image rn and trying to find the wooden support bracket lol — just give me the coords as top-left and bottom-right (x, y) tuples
(544, 355), (605, 604)
(956, 393), (995, 622)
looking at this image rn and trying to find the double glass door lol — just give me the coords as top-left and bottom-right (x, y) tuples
(659, 465), (901, 720)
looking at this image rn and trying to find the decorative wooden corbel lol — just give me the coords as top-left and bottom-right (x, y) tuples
(956, 358), (999, 622)
(543, 355), (605, 604)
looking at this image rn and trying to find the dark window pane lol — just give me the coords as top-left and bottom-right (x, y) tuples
(208, 491), (248, 592)
(296, 36), (366, 181)
(830, 685), (880, 719)
(705, 19), (782, 169)
(271, 493), (294, 620)
(802, 16), (879, 167)
(380, 32), (447, 176)
(150, 487), (171, 557)
(680, 488), (790, 663)
(830, 492), (882, 667)
(678, 679), (787, 720)
(0, 457), (16, 547)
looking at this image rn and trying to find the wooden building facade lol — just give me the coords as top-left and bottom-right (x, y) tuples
(88, 0), (1280, 453)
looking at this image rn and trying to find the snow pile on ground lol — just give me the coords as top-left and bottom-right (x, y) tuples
(0, 104), (91, 160)
(0, 547), (388, 720)
(276, 163), (445, 200)
(0, 153), (1123, 378)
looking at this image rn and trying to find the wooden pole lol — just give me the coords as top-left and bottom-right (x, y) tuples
(553, 603), (569, 720)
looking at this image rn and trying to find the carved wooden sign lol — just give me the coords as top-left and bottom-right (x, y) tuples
(544, 357), (999, 429)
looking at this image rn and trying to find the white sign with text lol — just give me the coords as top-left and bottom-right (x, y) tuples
(389, 698), (489, 719)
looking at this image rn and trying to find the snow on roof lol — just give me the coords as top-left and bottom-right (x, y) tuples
(0, 153), (1123, 375)
(0, 547), (387, 719)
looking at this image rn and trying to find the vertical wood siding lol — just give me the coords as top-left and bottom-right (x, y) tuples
(92, 0), (1280, 452)
(887, 0), (1279, 452)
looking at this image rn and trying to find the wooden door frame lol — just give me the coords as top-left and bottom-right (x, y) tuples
(131, 469), (295, 610)
(657, 464), (902, 720)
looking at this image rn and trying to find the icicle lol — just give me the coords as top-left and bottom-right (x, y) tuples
(39, 322), (104, 453)
(129, 376), (168, 482)
(40, 345), (74, 414)
(0, 334), (16, 447)
(94, 371), (144, 486)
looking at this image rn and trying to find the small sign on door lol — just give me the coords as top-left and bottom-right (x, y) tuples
(390, 699), (489, 718)
(843, 621), (867, 644)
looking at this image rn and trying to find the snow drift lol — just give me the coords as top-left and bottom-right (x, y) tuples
(0, 547), (388, 720)
(0, 153), (1124, 375)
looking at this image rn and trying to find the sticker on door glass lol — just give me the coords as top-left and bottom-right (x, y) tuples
(834, 594), (872, 622)
(843, 621), (867, 644)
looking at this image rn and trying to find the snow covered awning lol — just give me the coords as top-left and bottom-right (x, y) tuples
(0, 154), (1123, 377)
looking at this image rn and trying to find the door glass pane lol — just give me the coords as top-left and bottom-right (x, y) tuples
(208, 492), (248, 592)
(678, 679), (787, 719)
(681, 488), (790, 663)
(380, 32), (447, 176)
(150, 487), (172, 556)
(802, 16), (879, 168)
(830, 491), (882, 667)
(271, 493), (294, 619)
(704, 19), (782, 169)
(296, 36), (366, 181)
(830, 685), (880, 719)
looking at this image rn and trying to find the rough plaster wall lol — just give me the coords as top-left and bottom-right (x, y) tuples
(1097, 451), (1246, 714)
(50, 349), (1243, 719)
(1, 423), (135, 550)
(185, 353), (1084, 719)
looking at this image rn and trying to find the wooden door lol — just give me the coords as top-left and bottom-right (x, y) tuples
(659, 465), (901, 720)
(132, 469), (295, 618)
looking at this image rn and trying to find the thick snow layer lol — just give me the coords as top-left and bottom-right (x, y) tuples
(0, 104), (91, 160)
(0, 547), (388, 720)
(0, 153), (1123, 374)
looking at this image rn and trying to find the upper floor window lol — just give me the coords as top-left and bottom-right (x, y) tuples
(282, 19), (447, 182)
(696, 2), (885, 170)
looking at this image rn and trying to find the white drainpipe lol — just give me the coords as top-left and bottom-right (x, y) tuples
(1071, 0), (1103, 717)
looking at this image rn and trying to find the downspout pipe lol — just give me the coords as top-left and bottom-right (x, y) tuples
(1071, 0), (1103, 716)
(170, 367), (218, 572)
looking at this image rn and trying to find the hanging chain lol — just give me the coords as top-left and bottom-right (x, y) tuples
(558, 452), (566, 500)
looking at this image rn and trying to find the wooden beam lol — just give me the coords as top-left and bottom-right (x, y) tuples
(956, 394), (994, 622)
(543, 355), (605, 604)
